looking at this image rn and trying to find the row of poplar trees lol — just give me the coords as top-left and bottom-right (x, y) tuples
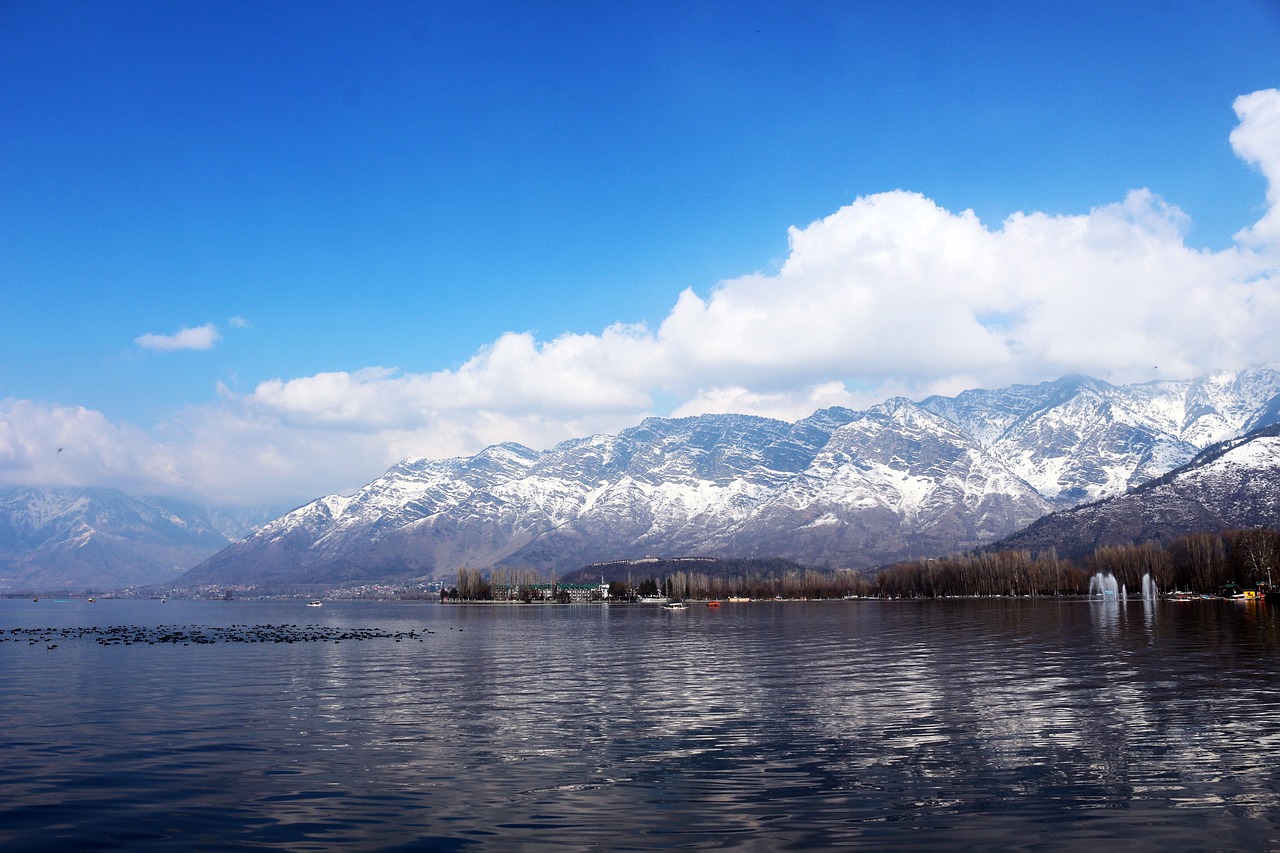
(450, 528), (1279, 600)
(874, 528), (1279, 598)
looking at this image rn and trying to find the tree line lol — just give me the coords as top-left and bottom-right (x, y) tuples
(446, 564), (870, 601)
(873, 528), (1279, 598)
(443, 528), (1279, 601)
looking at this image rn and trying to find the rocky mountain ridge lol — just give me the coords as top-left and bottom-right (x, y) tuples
(996, 421), (1280, 560)
(181, 367), (1280, 586)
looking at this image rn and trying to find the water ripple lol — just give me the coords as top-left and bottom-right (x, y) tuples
(1, 598), (1278, 850)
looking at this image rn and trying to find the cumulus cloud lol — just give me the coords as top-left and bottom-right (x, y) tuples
(134, 323), (221, 351)
(0, 397), (410, 506)
(220, 91), (1280, 485)
(1230, 88), (1280, 248)
(240, 86), (1280, 433)
(249, 327), (657, 427)
(5, 90), (1280, 505)
(0, 398), (176, 492)
(655, 185), (1263, 398)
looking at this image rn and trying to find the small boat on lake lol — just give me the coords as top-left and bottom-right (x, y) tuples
(662, 601), (687, 610)
(308, 600), (324, 607)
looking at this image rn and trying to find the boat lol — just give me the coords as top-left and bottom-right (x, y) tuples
(1219, 583), (1251, 600)
(706, 600), (721, 608)
(307, 600), (324, 607)
(662, 601), (687, 610)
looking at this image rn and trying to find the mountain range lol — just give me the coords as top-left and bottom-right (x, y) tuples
(998, 421), (1280, 560)
(178, 367), (1280, 588)
(0, 487), (236, 590)
(6, 368), (1276, 592)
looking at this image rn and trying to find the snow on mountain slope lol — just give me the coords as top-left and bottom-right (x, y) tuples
(998, 424), (1280, 560)
(0, 487), (232, 590)
(182, 367), (1280, 586)
(711, 399), (1050, 566)
(1181, 368), (1280, 445)
(920, 368), (1280, 505)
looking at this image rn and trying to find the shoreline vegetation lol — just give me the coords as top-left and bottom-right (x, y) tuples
(6, 527), (1277, 604)
(434, 528), (1279, 603)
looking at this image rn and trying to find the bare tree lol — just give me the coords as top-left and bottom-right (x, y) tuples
(1228, 528), (1280, 585)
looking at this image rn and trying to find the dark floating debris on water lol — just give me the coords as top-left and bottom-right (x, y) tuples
(0, 624), (429, 648)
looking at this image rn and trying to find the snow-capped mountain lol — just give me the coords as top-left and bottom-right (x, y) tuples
(706, 398), (1052, 566)
(182, 367), (1280, 586)
(997, 421), (1280, 560)
(0, 487), (234, 590)
(917, 369), (1280, 504)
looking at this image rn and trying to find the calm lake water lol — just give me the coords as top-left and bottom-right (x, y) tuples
(1, 597), (1278, 852)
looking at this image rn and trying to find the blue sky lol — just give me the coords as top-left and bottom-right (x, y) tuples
(2, 1), (1280, 505)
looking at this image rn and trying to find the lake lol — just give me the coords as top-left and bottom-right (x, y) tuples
(1, 596), (1278, 851)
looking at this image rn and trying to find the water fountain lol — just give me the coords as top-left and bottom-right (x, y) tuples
(1089, 572), (1119, 599)
(1141, 572), (1158, 602)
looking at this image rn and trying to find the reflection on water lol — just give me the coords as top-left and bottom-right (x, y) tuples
(1, 598), (1279, 851)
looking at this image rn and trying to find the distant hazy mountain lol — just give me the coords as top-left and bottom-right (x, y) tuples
(996, 422), (1280, 560)
(182, 367), (1280, 587)
(0, 487), (235, 591)
(147, 498), (286, 542)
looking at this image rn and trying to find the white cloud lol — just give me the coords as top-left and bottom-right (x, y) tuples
(653, 183), (1276, 405)
(228, 316), (252, 329)
(231, 89), (1280, 464)
(134, 323), (221, 351)
(6, 90), (1280, 506)
(670, 382), (861, 421)
(245, 326), (660, 431)
(0, 397), (414, 506)
(0, 398), (176, 492)
(1230, 88), (1280, 249)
